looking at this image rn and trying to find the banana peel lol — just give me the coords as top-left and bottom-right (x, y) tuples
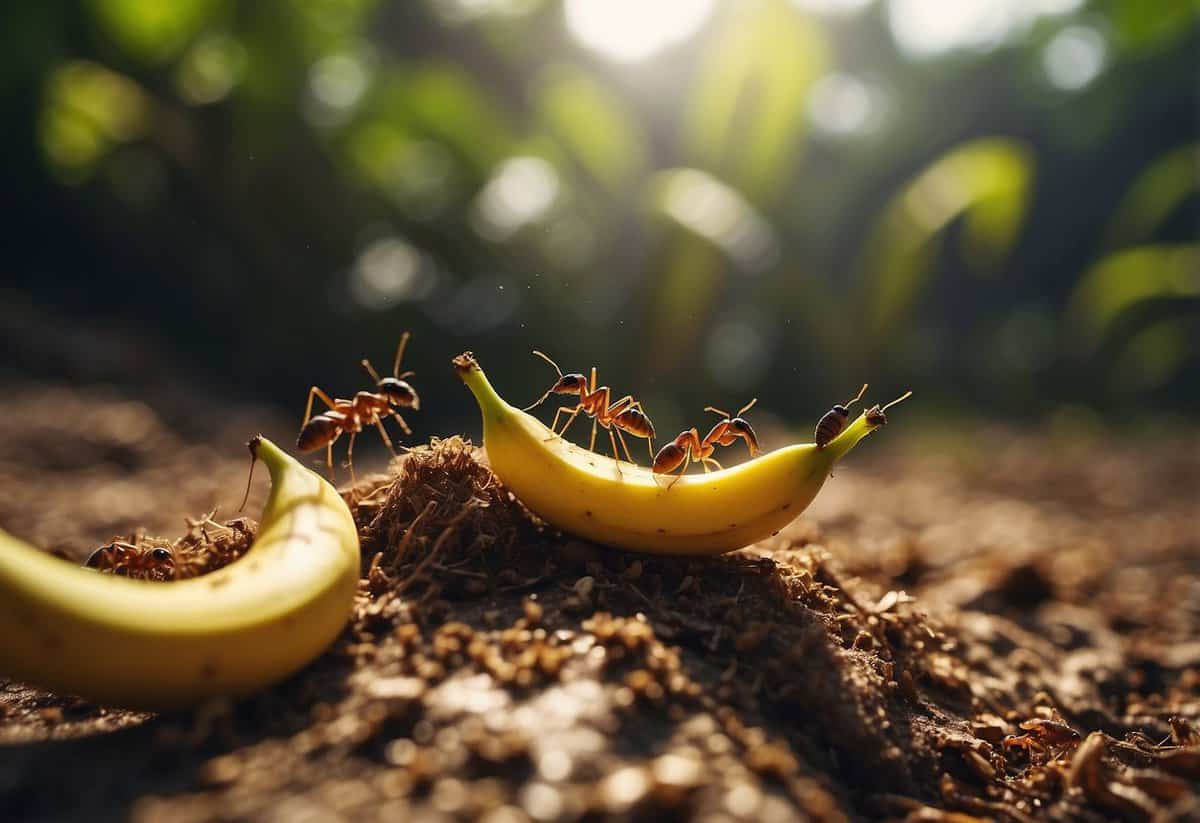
(0, 436), (360, 710)
(455, 352), (898, 555)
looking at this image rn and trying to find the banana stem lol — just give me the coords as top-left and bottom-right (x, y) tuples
(454, 352), (514, 424)
(823, 412), (884, 464)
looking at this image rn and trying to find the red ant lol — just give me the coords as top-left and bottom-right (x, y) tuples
(297, 332), (420, 484)
(524, 350), (656, 472)
(653, 399), (761, 487)
(85, 542), (175, 581)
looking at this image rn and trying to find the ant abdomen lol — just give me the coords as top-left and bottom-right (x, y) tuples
(814, 405), (850, 449)
(614, 407), (655, 440)
(297, 414), (341, 452)
(652, 441), (687, 474)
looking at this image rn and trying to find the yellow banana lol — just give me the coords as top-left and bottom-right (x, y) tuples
(455, 353), (901, 555)
(0, 436), (359, 710)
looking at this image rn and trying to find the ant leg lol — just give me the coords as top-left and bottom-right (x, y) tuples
(702, 458), (724, 472)
(589, 418), (600, 453)
(346, 432), (357, 488)
(392, 331), (411, 378)
(391, 412), (412, 436)
(608, 430), (624, 477)
(668, 452), (691, 489)
(374, 418), (398, 457)
(615, 429), (636, 465)
(557, 406), (584, 441)
(325, 442), (335, 484)
(548, 405), (578, 438)
(303, 386), (338, 427)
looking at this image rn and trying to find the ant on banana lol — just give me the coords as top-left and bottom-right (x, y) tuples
(653, 399), (761, 487)
(524, 350), (656, 473)
(814, 385), (911, 448)
(297, 332), (420, 484)
(814, 384), (868, 449)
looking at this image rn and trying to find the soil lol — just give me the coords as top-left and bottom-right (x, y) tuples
(1, 381), (1198, 822)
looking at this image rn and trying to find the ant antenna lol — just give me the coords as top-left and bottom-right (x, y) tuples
(361, 358), (382, 383)
(845, 384), (868, 408)
(531, 349), (563, 377)
(879, 390), (912, 412)
(392, 331), (411, 379)
(524, 350), (565, 411)
(238, 441), (258, 513)
(705, 398), (757, 420)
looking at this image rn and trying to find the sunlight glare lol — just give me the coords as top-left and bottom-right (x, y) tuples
(809, 72), (882, 136)
(888, 0), (1011, 56)
(351, 236), (437, 310)
(791, 0), (874, 16)
(661, 169), (778, 272)
(1042, 25), (1107, 91)
(888, 0), (1085, 57)
(473, 156), (560, 240)
(564, 0), (716, 62)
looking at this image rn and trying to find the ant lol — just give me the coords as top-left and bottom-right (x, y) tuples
(653, 399), (761, 487)
(297, 332), (420, 484)
(524, 350), (656, 472)
(85, 542), (175, 581)
(814, 384), (869, 449)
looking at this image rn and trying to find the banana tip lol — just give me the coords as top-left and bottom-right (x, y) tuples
(246, 434), (264, 457)
(452, 352), (480, 378)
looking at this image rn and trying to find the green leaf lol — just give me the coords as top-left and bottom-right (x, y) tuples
(39, 60), (151, 183)
(1068, 243), (1200, 348)
(86, 0), (222, 64)
(684, 0), (828, 203)
(1105, 144), (1200, 249)
(1107, 0), (1198, 53)
(534, 64), (645, 190)
(862, 138), (1035, 337)
(372, 64), (515, 176)
(1109, 317), (1193, 392)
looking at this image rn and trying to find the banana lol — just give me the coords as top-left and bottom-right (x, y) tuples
(455, 352), (900, 555)
(0, 436), (360, 710)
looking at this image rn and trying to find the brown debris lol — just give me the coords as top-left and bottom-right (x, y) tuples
(0, 394), (1198, 821)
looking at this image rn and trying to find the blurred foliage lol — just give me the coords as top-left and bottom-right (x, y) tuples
(862, 138), (1034, 341)
(1, 0), (1198, 435)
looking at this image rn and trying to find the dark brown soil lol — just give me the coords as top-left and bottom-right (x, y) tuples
(1, 383), (1198, 822)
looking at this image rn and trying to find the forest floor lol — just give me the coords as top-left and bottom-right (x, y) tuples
(0, 380), (1198, 822)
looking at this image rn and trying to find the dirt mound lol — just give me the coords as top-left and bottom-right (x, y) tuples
(1, 397), (1198, 821)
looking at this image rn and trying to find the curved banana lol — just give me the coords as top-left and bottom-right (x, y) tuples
(455, 353), (899, 555)
(0, 436), (360, 710)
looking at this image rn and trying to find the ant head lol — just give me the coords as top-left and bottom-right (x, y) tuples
(837, 384), (868, 416)
(297, 414), (340, 453)
(615, 407), (655, 439)
(553, 374), (588, 395)
(728, 418), (761, 455)
(378, 377), (420, 411)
